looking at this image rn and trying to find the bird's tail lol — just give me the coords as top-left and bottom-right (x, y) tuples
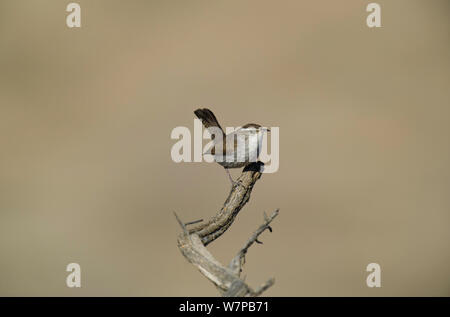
(194, 108), (224, 139)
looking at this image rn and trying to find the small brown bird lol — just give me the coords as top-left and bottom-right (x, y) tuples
(194, 108), (270, 185)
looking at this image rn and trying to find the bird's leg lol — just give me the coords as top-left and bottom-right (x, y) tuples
(225, 168), (238, 188)
(225, 168), (234, 183)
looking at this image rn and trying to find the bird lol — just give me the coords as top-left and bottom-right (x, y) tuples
(194, 108), (270, 186)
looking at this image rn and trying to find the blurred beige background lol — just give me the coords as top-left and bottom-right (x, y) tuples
(0, 0), (449, 296)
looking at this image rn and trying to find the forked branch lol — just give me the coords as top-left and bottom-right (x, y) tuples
(175, 162), (279, 296)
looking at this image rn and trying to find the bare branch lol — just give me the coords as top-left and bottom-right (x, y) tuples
(187, 162), (264, 246)
(175, 162), (279, 297)
(229, 209), (279, 276)
(251, 278), (275, 297)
